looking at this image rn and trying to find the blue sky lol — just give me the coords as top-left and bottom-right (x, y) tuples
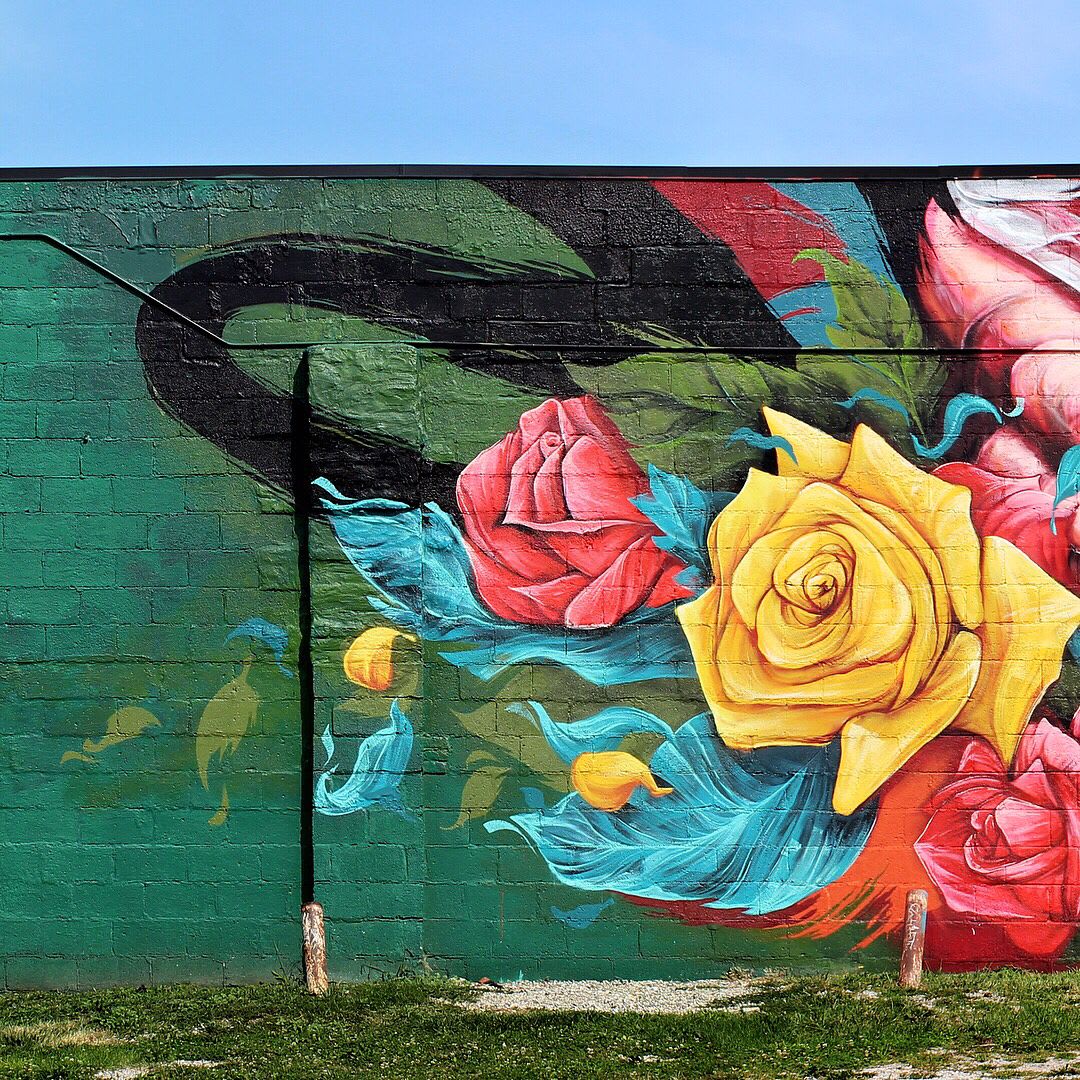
(2, 0), (1078, 167)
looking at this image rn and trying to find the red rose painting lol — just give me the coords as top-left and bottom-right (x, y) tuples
(455, 396), (690, 629)
(916, 720), (1080, 964)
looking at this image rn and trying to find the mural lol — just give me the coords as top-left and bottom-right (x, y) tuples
(10, 172), (1080, 982)
(131, 175), (1080, 971)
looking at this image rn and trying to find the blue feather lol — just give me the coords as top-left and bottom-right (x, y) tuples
(631, 466), (733, 584)
(319, 725), (335, 764)
(510, 700), (675, 766)
(765, 182), (897, 347)
(837, 387), (911, 420)
(773, 182), (896, 289)
(486, 712), (875, 917)
(315, 700), (415, 818)
(836, 391), (1024, 462)
(912, 394), (1025, 461)
(225, 617), (294, 677)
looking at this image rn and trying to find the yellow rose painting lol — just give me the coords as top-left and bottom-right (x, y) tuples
(677, 408), (1080, 815)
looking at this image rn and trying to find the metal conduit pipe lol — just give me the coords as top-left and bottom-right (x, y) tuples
(0, 231), (1073, 356)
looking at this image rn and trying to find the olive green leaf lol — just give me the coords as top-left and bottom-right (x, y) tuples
(83, 706), (160, 753)
(196, 661), (260, 789)
(443, 760), (511, 831)
(570, 254), (943, 484)
(794, 249), (942, 439)
(567, 350), (813, 488)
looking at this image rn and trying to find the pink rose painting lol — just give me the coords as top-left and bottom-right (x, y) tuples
(916, 719), (1080, 966)
(455, 396), (691, 629)
(921, 184), (1080, 592)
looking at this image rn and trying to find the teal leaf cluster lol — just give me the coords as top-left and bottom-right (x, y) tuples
(487, 711), (876, 916)
(315, 478), (695, 686)
(631, 465), (733, 588)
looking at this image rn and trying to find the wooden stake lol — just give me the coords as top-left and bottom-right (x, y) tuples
(899, 888), (928, 989)
(302, 901), (329, 996)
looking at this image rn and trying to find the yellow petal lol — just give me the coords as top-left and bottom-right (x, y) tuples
(855, 496), (951, 704)
(678, 586), (871, 746)
(839, 424), (984, 629)
(571, 751), (673, 812)
(833, 630), (981, 815)
(759, 483), (931, 680)
(718, 610), (903, 709)
(763, 407), (850, 480)
(343, 626), (410, 691)
(954, 537), (1080, 766)
(706, 468), (807, 584)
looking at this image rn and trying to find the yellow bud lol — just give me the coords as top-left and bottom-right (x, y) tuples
(570, 751), (673, 812)
(343, 627), (409, 691)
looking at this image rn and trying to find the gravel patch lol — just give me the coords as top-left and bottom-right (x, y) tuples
(94, 1063), (221, 1079)
(861, 1055), (1080, 1079)
(462, 976), (768, 1014)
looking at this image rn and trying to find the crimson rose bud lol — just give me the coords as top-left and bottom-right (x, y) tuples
(455, 396), (690, 629)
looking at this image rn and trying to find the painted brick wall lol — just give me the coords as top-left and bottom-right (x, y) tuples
(3, 173), (1080, 986)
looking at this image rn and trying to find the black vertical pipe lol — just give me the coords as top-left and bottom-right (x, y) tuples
(292, 352), (316, 906)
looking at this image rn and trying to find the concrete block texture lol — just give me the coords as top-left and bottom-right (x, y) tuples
(3, 172), (1080, 985)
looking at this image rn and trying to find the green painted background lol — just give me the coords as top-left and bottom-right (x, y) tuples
(0, 178), (898, 987)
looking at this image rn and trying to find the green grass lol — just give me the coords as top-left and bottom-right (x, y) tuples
(0, 971), (1079, 1079)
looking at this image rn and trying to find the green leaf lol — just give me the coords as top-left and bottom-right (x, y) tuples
(795, 249), (942, 438)
(1043, 652), (1080, 723)
(195, 666), (260, 789)
(443, 763), (511, 830)
(567, 351), (824, 489)
(307, 342), (546, 466)
(569, 253), (944, 483)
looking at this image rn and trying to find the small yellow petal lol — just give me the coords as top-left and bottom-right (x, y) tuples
(343, 627), (410, 691)
(762, 407), (850, 480)
(571, 751), (673, 812)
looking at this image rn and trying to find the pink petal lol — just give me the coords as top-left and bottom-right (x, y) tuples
(917, 199), (1080, 399)
(464, 536), (584, 626)
(1010, 345), (1080, 444)
(975, 428), (1055, 491)
(560, 435), (650, 523)
(934, 462), (1077, 588)
(505, 437), (569, 527)
(555, 523), (661, 581)
(516, 398), (567, 446)
(564, 536), (666, 629)
(991, 797), (1065, 857)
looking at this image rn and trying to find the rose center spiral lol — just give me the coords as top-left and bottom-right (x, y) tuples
(774, 544), (852, 619)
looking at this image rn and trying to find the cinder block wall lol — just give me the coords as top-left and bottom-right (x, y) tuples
(2, 172), (1078, 986)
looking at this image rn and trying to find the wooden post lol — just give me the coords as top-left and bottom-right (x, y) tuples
(302, 901), (329, 996)
(899, 888), (928, 989)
